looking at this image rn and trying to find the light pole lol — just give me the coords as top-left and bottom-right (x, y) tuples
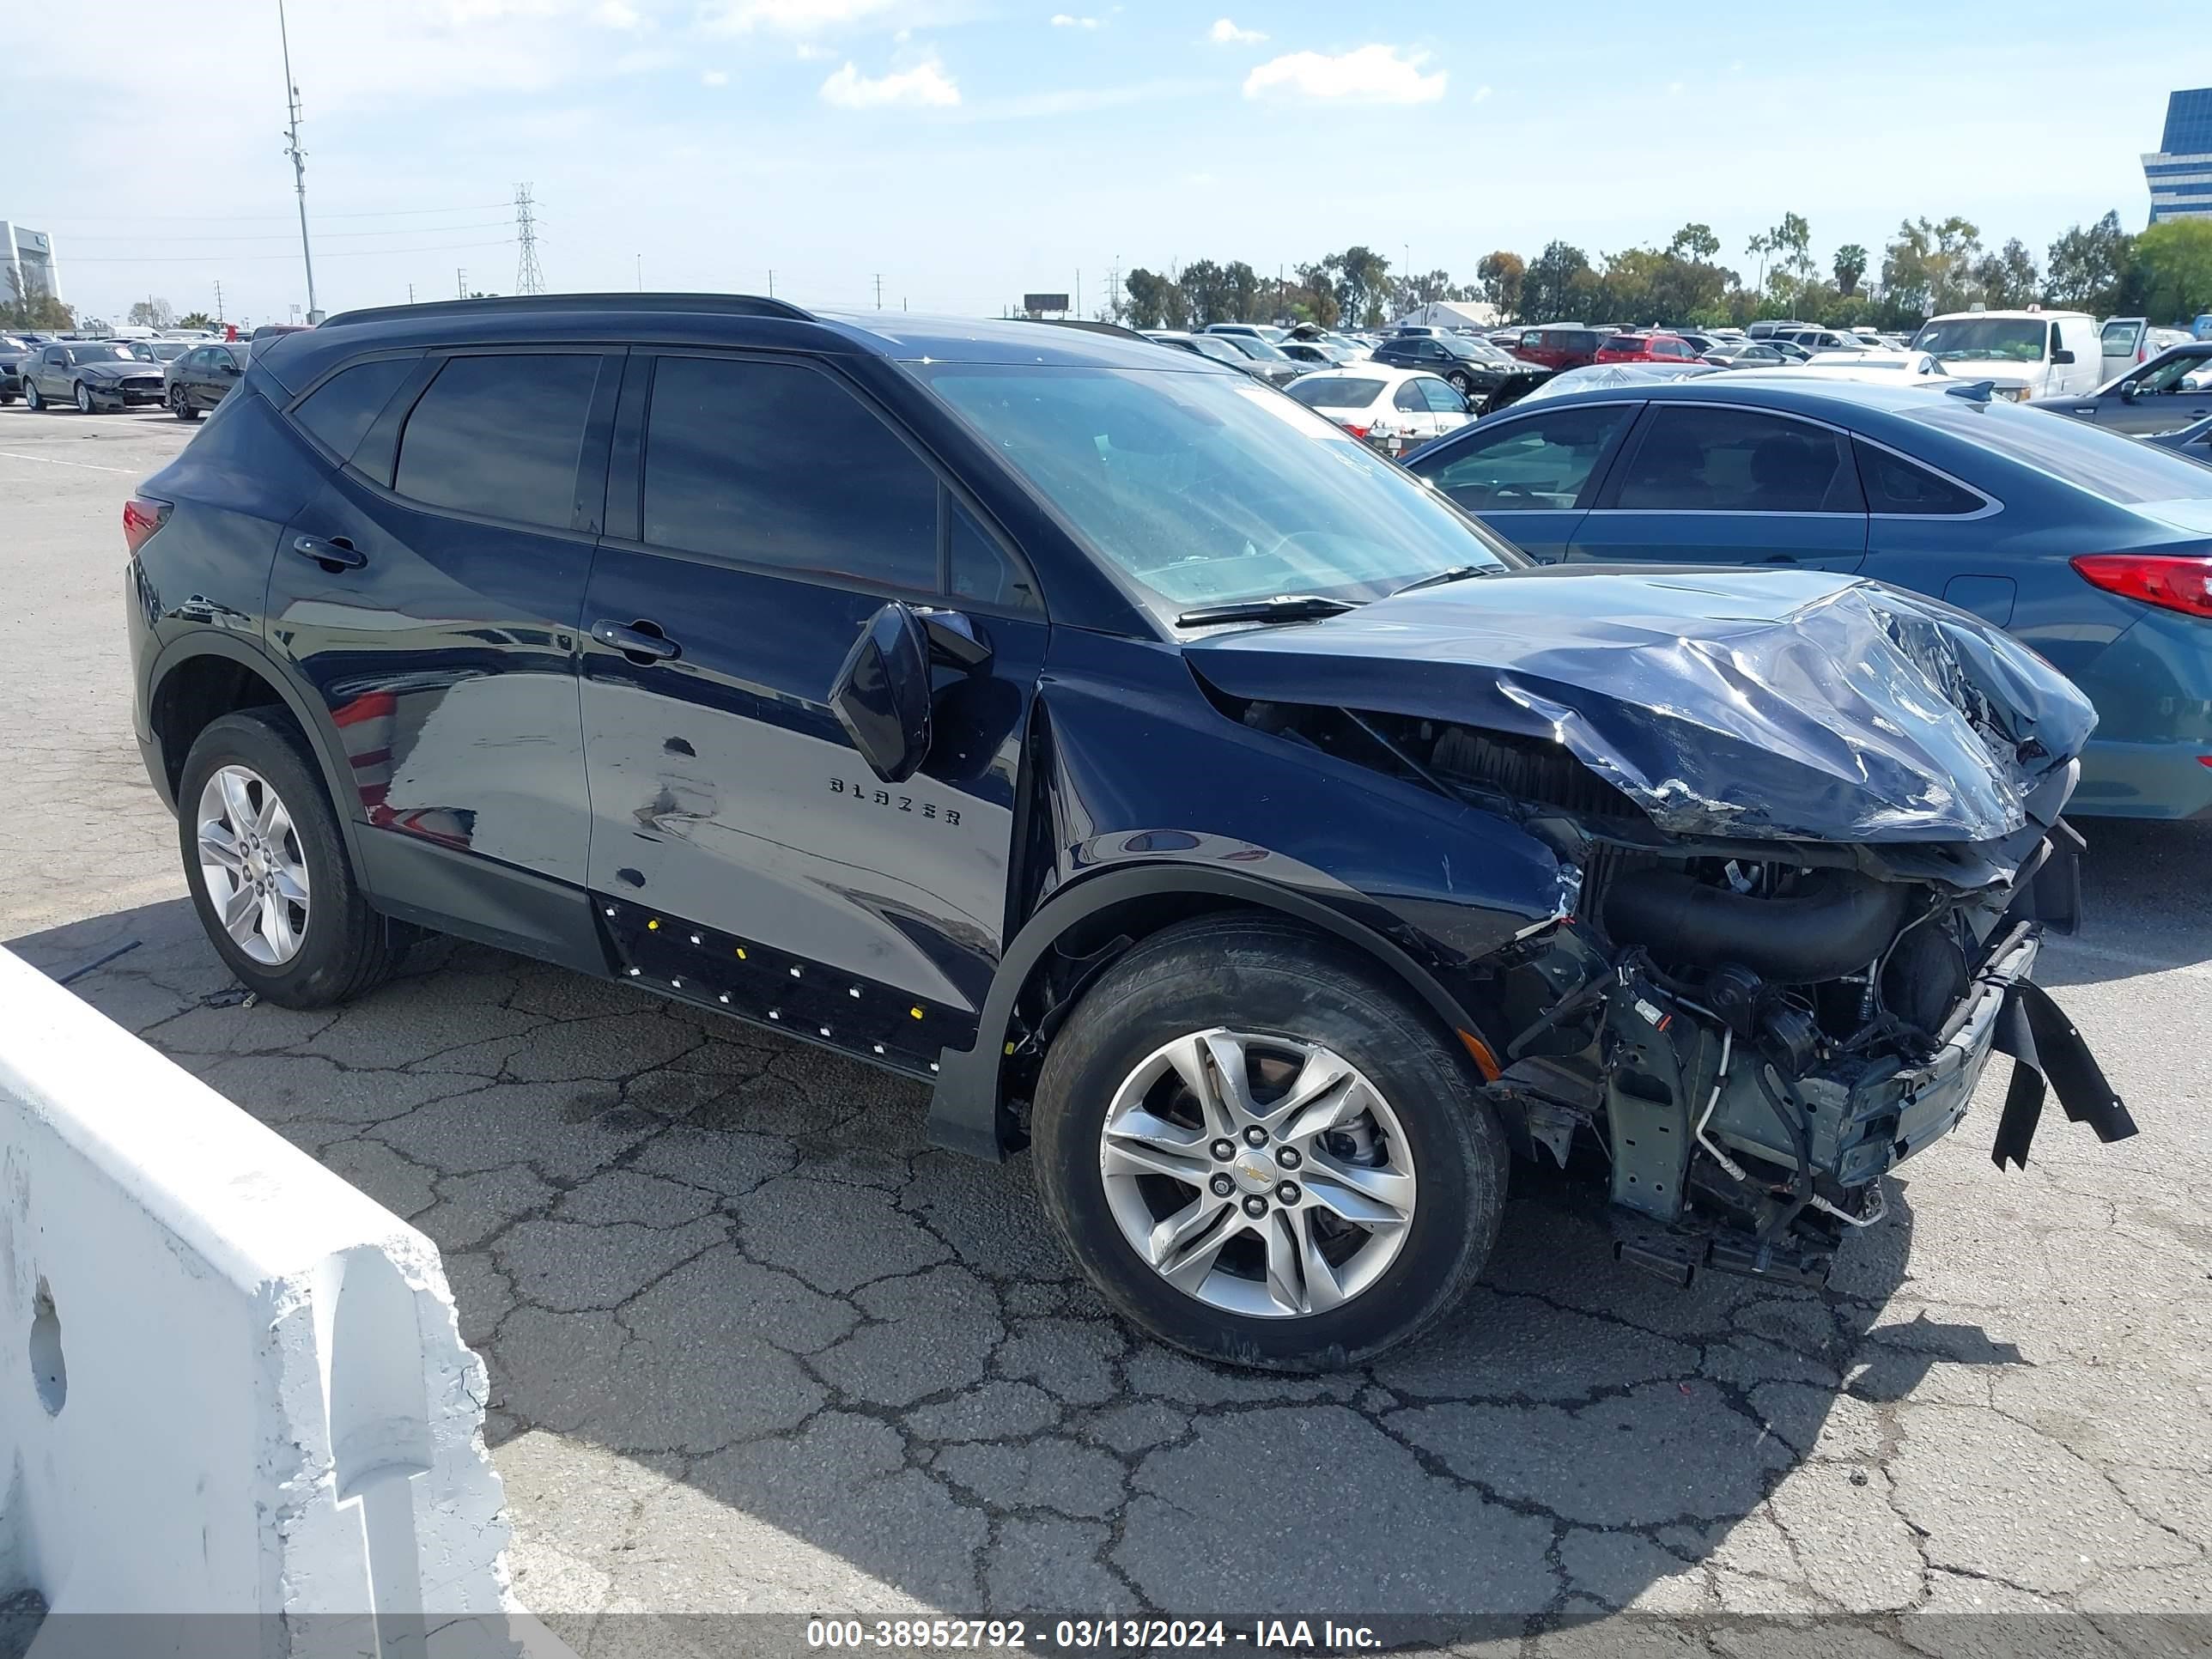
(276, 0), (319, 321)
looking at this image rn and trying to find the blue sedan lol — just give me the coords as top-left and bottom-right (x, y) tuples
(1402, 376), (2212, 819)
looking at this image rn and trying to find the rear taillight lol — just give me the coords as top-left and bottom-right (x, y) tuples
(122, 495), (171, 556)
(2071, 553), (2212, 619)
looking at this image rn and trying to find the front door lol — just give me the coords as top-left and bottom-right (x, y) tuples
(1567, 403), (1869, 573)
(2109, 348), (2212, 434)
(578, 349), (1048, 1072)
(1405, 400), (1637, 562)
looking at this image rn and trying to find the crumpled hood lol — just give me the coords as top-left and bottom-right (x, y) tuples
(77, 361), (156, 380)
(1187, 566), (2097, 842)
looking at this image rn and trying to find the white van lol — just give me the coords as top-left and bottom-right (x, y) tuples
(1909, 308), (2101, 401)
(2099, 317), (2194, 380)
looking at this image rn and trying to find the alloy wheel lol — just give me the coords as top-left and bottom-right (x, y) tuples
(74, 382), (93, 414)
(1097, 1028), (1417, 1318)
(195, 763), (312, 965)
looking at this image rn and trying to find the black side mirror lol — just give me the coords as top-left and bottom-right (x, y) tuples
(2118, 379), (2140, 400)
(830, 602), (933, 783)
(2052, 349), (2076, 365)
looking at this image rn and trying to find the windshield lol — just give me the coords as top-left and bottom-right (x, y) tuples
(1219, 334), (1292, 362)
(919, 363), (1515, 615)
(1286, 375), (1386, 409)
(1912, 317), (2048, 363)
(1177, 335), (1243, 364)
(67, 343), (138, 362)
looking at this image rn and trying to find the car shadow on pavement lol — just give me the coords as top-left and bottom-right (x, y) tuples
(11, 899), (2026, 1638)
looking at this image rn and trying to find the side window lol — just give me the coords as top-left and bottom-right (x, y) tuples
(948, 498), (1041, 613)
(1853, 441), (1984, 515)
(1415, 404), (1633, 510)
(45, 348), (64, 367)
(1519, 331), (1541, 351)
(392, 353), (601, 531)
(1392, 380), (1428, 412)
(1613, 406), (1863, 514)
(641, 355), (938, 592)
(292, 357), (418, 464)
(1419, 377), (1468, 414)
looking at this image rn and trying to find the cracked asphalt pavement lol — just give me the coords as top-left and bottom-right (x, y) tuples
(5, 408), (2210, 1652)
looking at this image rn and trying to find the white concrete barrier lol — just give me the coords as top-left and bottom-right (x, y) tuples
(0, 946), (530, 1658)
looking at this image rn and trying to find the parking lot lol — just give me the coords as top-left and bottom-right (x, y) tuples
(5, 402), (2209, 1649)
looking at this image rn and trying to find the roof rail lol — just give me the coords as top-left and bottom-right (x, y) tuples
(1015, 317), (1153, 342)
(317, 292), (815, 330)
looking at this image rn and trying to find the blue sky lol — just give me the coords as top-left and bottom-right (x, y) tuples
(9, 0), (2204, 327)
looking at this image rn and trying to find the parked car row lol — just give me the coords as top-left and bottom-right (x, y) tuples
(3, 333), (257, 416)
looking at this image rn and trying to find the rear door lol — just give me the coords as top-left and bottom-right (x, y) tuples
(1567, 402), (1869, 571)
(1404, 400), (1637, 562)
(266, 345), (613, 902)
(576, 349), (1048, 1068)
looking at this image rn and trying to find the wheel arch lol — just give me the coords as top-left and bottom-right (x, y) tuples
(147, 635), (367, 872)
(927, 863), (1492, 1161)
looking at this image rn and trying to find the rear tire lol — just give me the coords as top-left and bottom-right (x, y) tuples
(177, 710), (410, 1009)
(171, 385), (199, 421)
(1030, 913), (1509, 1371)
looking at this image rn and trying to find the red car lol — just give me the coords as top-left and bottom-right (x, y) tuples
(1595, 331), (1705, 364)
(1510, 325), (1611, 370)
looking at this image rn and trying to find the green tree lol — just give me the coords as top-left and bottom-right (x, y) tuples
(1291, 261), (1340, 329)
(1970, 238), (2041, 309)
(1222, 260), (1262, 322)
(1833, 243), (1869, 296)
(2045, 211), (2136, 313)
(1881, 216), (1982, 318)
(1668, 222), (1721, 262)
(1123, 267), (1178, 329)
(1179, 258), (1228, 325)
(2130, 219), (2212, 322)
(1770, 212), (1814, 284)
(1322, 246), (1393, 328)
(126, 297), (174, 328)
(1520, 240), (1595, 323)
(3, 267), (74, 331)
(173, 311), (217, 331)
(1475, 250), (1524, 320)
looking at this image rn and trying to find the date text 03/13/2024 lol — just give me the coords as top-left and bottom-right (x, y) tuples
(804, 1617), (1385, 1650)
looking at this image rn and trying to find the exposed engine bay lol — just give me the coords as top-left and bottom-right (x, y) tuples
(1230, 699), (2140, 1289)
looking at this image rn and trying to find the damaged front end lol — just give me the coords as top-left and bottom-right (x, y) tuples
(1194, 569), (2141, 1288)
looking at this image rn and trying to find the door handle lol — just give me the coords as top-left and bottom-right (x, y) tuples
(592, 617), (681, 664)
(291, 534), (365, 571)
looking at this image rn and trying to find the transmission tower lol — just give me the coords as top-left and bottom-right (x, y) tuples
(514, 183), (545, 295)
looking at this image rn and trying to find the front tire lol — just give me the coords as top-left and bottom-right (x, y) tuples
(74, 381), (96, 414)
(177, 709), (410, 1008)
(1031, 914), (1509, 1371)
(23, 381), (41, 410)
(1448, 370), (1474, 394)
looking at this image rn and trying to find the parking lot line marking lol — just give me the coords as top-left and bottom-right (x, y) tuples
(0, 449), (141, 474)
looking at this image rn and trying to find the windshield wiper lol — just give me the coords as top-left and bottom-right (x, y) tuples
(1176, 594), (1358, 627)
(1388, 563), (1495, 597)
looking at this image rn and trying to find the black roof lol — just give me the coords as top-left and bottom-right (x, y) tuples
(258, 292), (1226, 393)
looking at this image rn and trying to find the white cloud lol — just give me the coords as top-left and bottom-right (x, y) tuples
(1471, 82), (1492, 102)
(1666, 79), (1684, 94)
(1207, 17), (1264, 44)
(702, 0), (898, 33)
(590, 0), (641, 26)
(701, 68), (729, 85)
(796, 40), (830, 58)
(1051, 13), (1100, 27)
(819, 53), (960, 108)
(1243, 45), (1443, 104)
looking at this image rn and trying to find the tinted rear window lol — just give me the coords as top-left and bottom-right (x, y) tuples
(1288, 377), (1384, 409)
(393, 354), (600, 530)
(1901, 402), (2212, 506)
(1854, 441), (1984, 515)
(292, 356), (416, 464)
